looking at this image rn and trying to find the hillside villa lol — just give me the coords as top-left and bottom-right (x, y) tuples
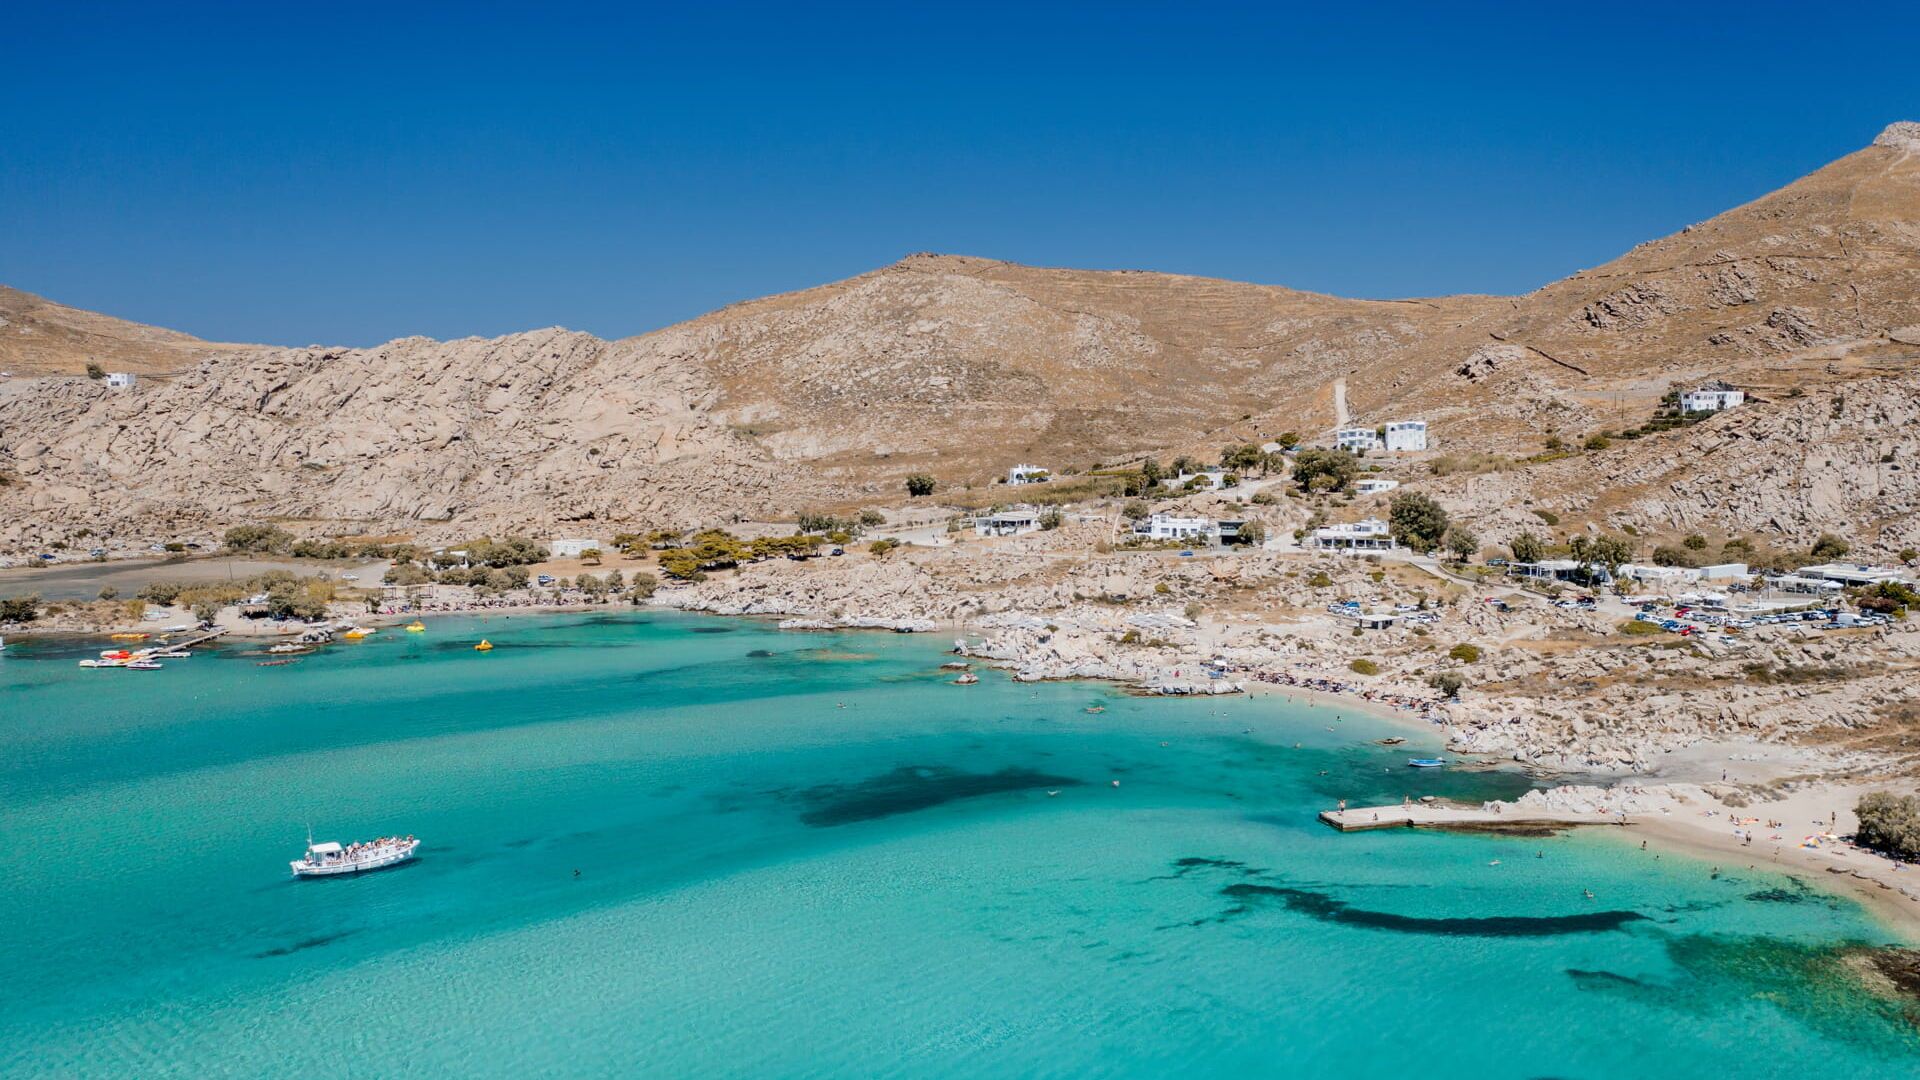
(1308, 518), (1392, 552)
(1334, 420), (1427, 453)
(1132, 513), (1244, 544)
(548, 538), (610, 559)
(1680, 385), (1744, 413)
(976, 508), (1042, 537)
(1007, 464), (1050, 485)
(1382, 420), (1428, 452)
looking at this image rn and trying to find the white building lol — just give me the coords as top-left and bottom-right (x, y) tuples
(1620, 563), (1702, 585)
(1507, 559), (1608, 583)
(1309, 518), (1392, 552)
(1763, 574), (1844, 597)
(1165, 470), (1228, 491)
(1334, 427), (1381, 453)
(548, 538), (610, 559)
(1007, 464), (1050, 486)
(1796, 562), (1909, 587)
(1697, 562), (1750, 581)
(1355, 478), (1400, 495)
(1134, 513), (1216, 542)
(976, 509), (1041, 537)
(1681, 387), (1744, 413)
(1382, 420), (1428, 452)
(105, 372), (137, 388)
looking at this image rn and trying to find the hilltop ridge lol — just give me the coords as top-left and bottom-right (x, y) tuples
(1, 125), (1917, 556)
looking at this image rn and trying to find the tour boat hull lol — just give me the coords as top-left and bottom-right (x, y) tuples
(290, 839), (419, 878)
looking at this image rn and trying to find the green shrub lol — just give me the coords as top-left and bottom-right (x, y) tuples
(1855, 792), (1920, 860)
(1428, 671), (1463, 697)
(1447, 643), (1482, 663)
(1619, 620), (1666, 636)
(0, 595), (41, 623)
(1348, 658), (1380, 676)
(1308, 572), (1334, 588)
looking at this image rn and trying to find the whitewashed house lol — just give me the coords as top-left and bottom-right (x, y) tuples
(976, 508), (1041, 537)
(1796, 562), (1910, 587)
(1382, 420), (1428, 452)
(1355, 478), (1399, 495)
(1697, 562), (1750, 581)
(1164, 470), (1228, 491)
(1334, 427), (1381, 453)
(548, 538), (609, 559)
(105, 372), (137, 388)
(1506, 559), (1607, 583)
(1681, 387), (1744, 413)
(1763, 574), (1845, 597)
(1309, 518), (1392, 552)
(1620, 563), (1701, 586)
(1133, 513), (1215, 542)
(1007, 464), (1050, 486)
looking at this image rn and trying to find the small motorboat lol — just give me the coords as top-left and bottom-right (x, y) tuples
(951, 672), (978, 684)
(341, 627), (375, 640)
(1377, 737), (1406, 746)
(266, 642), (308, 654)
(1407, 758), (1447, 768)
(405, 621), (426, 632)
(125, 660), (163, 670)
(474, 639), (494, 652)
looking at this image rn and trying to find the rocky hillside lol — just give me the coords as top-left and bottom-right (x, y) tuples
(2, 124), (1917, 554)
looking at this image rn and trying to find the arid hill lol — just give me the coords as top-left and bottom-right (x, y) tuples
(2, 124), (1917, 555)
(0, 286), (251, 376)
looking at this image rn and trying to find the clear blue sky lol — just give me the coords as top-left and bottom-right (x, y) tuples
(3, 2), (1914, 347)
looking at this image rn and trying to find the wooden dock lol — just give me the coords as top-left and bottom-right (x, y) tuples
(167, 627), (230, 650)
(1318, 804), (1629, 833)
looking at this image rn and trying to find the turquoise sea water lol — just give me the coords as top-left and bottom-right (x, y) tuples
(1, 611), (1915, 1078)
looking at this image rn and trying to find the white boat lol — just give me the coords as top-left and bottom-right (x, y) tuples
(266, 642), (309, 654)
(291, 834), (420, 878)
(125, 660), (163, 670)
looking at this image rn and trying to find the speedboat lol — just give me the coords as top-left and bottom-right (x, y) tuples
(474, 639), (494, 651)
(290, 834), (420, 878)
(951, 672), (979, 684)
(1407, 758), (1446, 768)
(125, 660), (163, 670)
(405, 621), (426, 632)
(341, 627), (375, 640)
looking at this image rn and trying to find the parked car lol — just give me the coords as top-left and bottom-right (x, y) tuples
(830, 548), (844, 556)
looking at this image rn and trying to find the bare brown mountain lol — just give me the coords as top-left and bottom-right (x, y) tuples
(0, 286), (251, 376)
(2, 124), (1917, 555)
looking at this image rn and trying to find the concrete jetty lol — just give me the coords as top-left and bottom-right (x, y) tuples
(1318, 803), (1629, 832)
